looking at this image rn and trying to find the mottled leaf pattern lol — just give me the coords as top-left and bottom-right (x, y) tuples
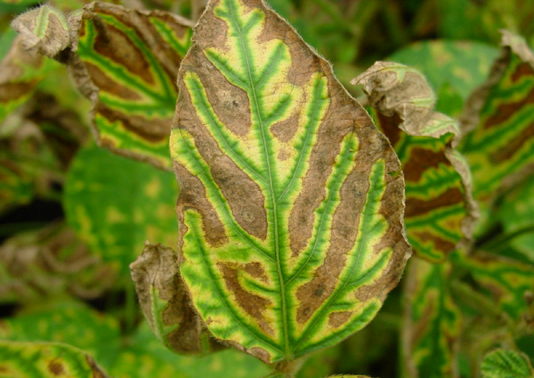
(481, 348), (534, 378)
(70, 2), (193, 169)
(130, 243), (221, 354)
(402, 258), (462, 378)
(460, 31), (534, 205)
(64, 144), (178, 277)
(0, 341), (108, 378)
(171, 0), (410, 363)
(353, 62), (476, 262)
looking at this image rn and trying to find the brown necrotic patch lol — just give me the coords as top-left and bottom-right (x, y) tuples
(412, 231), (456, 253)
(244, 261), (269, 284)
(403, 147), (452, 183)
(48, 360), (65, 376)
(218, 262), (274, 336)
(377, 112), (403, 148)
(86, 17), (154, 85)
(84, 62), (141, 101)
(511, 61), (534, 83)
(492, 120), (534, 163)
(405, 187), (463, 218)
(484, 87), (534, 131)
(328, 311), (354, 328)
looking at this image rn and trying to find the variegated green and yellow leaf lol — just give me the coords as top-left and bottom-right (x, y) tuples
(0, 341), (108, 378)
(402, 258), (462, 378)
(171, 0), (410, 363)
(450, 251), (534, 322)
(64, 144), (178, 278)
(130, 243), (223, 355)
(460, 31), (534, 206)
(481, 348), (534, 378)
(70, 2), (193, 169)
(353, 62), (476, 262)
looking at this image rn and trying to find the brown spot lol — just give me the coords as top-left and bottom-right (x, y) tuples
(377, 112), (403, 148)
(84, 62), (141, 101)
(491, 121), (534, 163)
(0, 81), (38, 103)
(405, 188), (463, 218)
(248, 347), (271, 364)
(271, 111), (300, 143)
(218, 262), (274, 336)
(403, 148), (452, 183)
(411, 231), (456, 254)
(48, 360), (65, 376)
(511, 62), (534, 82)
(328, 311), (353, 328)
(243, 262), (269, 284)
(484, 87), (534, 130)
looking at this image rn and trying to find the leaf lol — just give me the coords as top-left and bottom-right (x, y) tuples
(171, 0), (410, 363)
(352, 62), (477, 262)
(387, 40), (499, 105)
(109, 323), (271, 378)
(10, 5), (71, 58)
(0, 223), (116, 303)
(0, 156), (33, 213)
(130, 243), (222, 354)
(481, 348), (534, 378)
(67, 2), (193, 169)
(0, 301), (121, 368)
(460, 31), (534, 205)
(64, 144), (178, 278)
(0, 341), (109, 378)
(402, 258), (462, 378)
(450, 251), (534, 322)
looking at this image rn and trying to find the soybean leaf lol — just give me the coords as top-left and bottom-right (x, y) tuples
(402, 258), (462, 378)
(0, 301), (121, 369)
(130, 243), (223, 355)
(171, 0), (410, 363)
(0, 341), (109, 378)
(460, 31), (534, 206)
(64, 144), (178, 278)
(353, 62), (476, 262)
(481, 348), (534, 378)
(68, 2), (193, 169)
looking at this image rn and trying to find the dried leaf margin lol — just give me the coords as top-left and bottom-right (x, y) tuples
(352, 62), (477, 262)
(171, 0), (410, 364)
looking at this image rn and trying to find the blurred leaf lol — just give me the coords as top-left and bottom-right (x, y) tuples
(109, 323), (271, 378)
(354, 62), (476, 262)
(481, 348), (534, 378)
(0, 222), (116, 303)
(402, 258), (462, 378)
(68, 2), (193, 169)
(460, 32), (534, 206)
(0, 301), (121, 369)
(388, 40), (498, 109)
(296, 343), (341, 378)
(0, 341), (109, 378)
(64, 144), (178, 278)
(0, 156), (33, 213)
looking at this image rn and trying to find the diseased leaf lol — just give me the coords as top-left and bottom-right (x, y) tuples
(64, 144), (178, 278)
(0, 341), (108, 378)
(67, 2), (193, 169)
(10, 5), (71, 58)
(450, 251), (534, 322)
(171, 0), (410, 363)
(109, 323), (271, 378)
(0, 223), (116, 303)
(460, 31), (534, 205)
(402, 258), (462, 378)
(481, 348), (534, 378)
(353, 62), (476, 262)
(130, 243), (222, 354)
(0, 301), (121, 368)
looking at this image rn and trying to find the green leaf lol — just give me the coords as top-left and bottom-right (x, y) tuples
(109, 323), (271, 378)
(460, 31), (534, 205)
(481, 348), (534, 378)
(0, 341), (109, 378)
(64, 144), (178, 278)
(171, 0), (410, 363)
(353, 62), (476, 262)
(0, 156), (33, 214)
(0, 301), (121, 369)
(388, 40), (499, 104)
(402, 258), (462, 378)
(70, 2), (193, 169)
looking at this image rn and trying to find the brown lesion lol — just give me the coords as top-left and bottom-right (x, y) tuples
(218, 262), (274, 336)
(491, 116), (534, 163)
(484, 87), (534, 131)
(84, 62), (141, 101)
(47, 360), (65, 376)
(377, 112), (403, 148)
(403, 148), (452, 183)
(405, 187), (463, 218)
(328, 311), (353, 328)
(411, 231), (456, 254)
(510, 61), (534, 83)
